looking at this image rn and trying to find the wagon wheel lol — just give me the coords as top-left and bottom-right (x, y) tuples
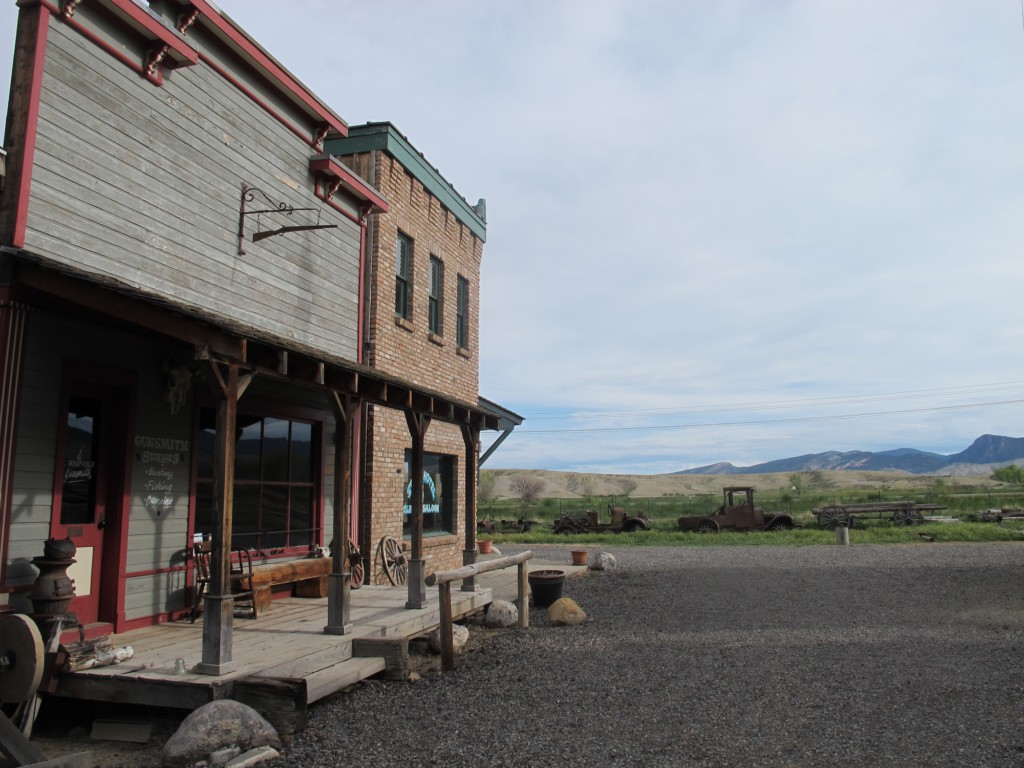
(374, 536), (407, 586)
(820, 508), (852, 529)
(347, 539), (363, 589)
(893, 509), (924, 527)
(697, 519), (720, 534)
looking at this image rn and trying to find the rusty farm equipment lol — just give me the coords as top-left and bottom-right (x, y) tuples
(553, 504), (651, 534)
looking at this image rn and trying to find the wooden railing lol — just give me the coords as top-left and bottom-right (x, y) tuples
(425, 550), (533, 671)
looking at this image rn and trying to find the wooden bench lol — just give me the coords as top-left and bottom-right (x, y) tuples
(233, 557), (334, 613)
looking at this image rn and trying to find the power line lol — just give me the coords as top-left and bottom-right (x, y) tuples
(518, 397), (1024, 435)
(521, 381), (1024, 421)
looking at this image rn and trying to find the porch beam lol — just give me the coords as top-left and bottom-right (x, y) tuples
(325, 391), (359, 634)
(196, 361), (239, 675)
(404, 410), (430, 609)
(460, 423), (480, 591)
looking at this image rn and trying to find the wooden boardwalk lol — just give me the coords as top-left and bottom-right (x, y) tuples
(51, 584), (493, 733)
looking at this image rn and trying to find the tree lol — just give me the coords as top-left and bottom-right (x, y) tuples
(478, 471), (495, 503)
(992, 465), (1024, 484)
(509, 475), (545, 507)
(788, 474), (805, 496)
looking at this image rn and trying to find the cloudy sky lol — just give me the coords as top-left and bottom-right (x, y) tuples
(3, 1), (1024, 474)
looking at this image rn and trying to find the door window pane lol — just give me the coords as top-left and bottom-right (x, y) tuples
(62, 396), (99, 525)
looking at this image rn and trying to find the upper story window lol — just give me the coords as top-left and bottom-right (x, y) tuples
(395, 232), (413, 320)
(456, 274), (469, 349)
(429, 255), (444, 335)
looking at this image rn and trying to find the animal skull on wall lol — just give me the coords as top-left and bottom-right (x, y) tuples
(162, 360), (193, 416)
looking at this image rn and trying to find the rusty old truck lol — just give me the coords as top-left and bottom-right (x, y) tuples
(553, 503), (651, 534)
(677, 486), (794, 533)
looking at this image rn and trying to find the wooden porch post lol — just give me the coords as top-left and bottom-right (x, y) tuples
(460, 423), (480, 592)
(197, 362), (240, 675)
(404, 411), (430, 609)
(325, 392), (358, 634)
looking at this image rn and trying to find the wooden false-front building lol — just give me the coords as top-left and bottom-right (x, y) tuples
(0, 0), (508, 678)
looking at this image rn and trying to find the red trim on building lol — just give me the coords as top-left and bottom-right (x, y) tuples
(99, 0), (199, 67)
(9, 4), (49, 248)
(190, 0), (348, 139)
(309, 155), (390, 213)
(38, 0), (161, 85)
(200, 55), (319, 149)
(124, 565), (186, 579)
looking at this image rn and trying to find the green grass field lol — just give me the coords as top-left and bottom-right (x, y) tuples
(489, 520), (1024, 547)
(478, 489), (1024, 547)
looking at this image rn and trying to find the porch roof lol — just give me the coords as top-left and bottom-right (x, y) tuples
(5, 251), (503, 431)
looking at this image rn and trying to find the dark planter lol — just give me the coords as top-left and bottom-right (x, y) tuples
(528, 569), (566, 608)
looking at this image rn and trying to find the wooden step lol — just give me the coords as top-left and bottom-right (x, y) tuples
(254, 642), (354, 679)
(303, 656), (386, 703)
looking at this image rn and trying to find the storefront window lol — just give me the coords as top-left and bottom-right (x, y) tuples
(403, 451), (454, 536)
(195, 408), (320, 552)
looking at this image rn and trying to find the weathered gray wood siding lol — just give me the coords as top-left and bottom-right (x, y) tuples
(6, 310), (195, 619)
(6, 310), (339, 620)
(22, 18), (361, 361)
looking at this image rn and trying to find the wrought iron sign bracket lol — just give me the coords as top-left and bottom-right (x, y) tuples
(237, 182), (337, 255)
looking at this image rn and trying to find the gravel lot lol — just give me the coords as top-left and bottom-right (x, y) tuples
(270, 543), (1024, 768)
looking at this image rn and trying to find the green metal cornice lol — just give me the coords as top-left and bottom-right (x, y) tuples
(325, 123), (487, 242)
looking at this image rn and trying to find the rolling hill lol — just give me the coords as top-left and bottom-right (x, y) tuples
(675, 434), (1024, 476)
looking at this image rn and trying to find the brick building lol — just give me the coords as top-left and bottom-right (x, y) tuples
(328, 123), (516, 579)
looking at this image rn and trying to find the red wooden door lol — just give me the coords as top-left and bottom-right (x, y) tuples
(52, 379), (130, 627)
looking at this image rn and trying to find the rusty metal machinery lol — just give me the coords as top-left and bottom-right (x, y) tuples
(0, 614), (43, 705)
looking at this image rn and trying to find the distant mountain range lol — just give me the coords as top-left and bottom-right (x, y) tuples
(675, 434), (1024, 476)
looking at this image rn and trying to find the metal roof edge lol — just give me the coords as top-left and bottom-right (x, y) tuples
(479, 396), (524, 427)
(325, 123), (487, 243)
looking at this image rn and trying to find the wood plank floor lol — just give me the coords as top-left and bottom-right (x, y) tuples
(52, 584), (494, 712)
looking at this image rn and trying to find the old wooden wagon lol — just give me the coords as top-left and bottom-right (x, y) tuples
(813, 501), (946, 529)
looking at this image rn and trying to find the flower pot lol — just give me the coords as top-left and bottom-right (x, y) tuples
(528, 569), (565, 607)
(570, 549), (588, 566)
(478, 539), (493, 555)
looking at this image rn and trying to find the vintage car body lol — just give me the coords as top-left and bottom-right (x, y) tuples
(677, 486), (793, 533)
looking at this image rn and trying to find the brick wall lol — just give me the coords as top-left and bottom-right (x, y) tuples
(352, 149), (483, 578)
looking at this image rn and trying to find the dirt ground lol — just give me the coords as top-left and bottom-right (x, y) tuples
(3, 698), (181, 767)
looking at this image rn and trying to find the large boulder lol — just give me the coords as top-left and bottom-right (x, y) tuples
(589, 552), (617, 571)
(484, 599), (518, 628)
(429, 622), (470, 653)
(159, 700), (280, 767)
(548, 597), (587, 626)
